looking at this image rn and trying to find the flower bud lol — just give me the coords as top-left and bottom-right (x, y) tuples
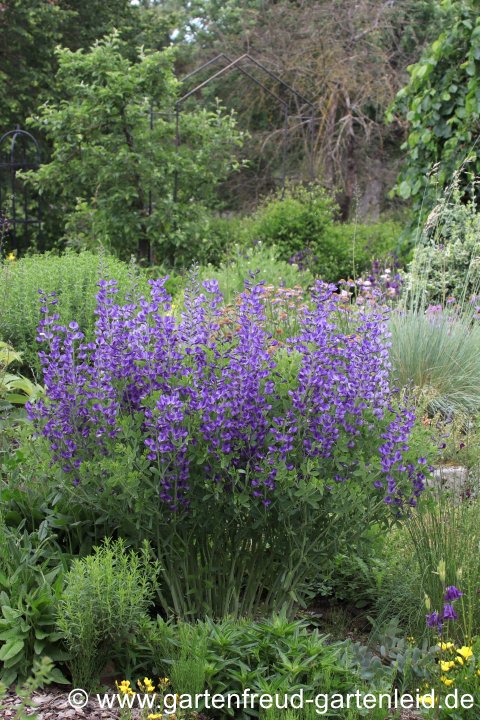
(438, 559), (446, 585)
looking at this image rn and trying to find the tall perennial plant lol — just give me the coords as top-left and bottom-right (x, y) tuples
(28, 277), (427, 617)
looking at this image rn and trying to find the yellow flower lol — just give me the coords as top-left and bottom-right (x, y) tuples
(138, 677), (156, 693)
(456, 656), (464, 665)
(476, 668), (480, 677)
(440, 675), (454, 687)
(457, 646), (473, 661)
(407, 636), (415, 644)
(440, 660), (456, 672)
(439, 642), (455, 651)
(6, 252), (15, 262)
(158, 677), (170, 688)
(419, 695), (435, 707)
(147, 715), (162, 720)
(116, 680), (134, 696)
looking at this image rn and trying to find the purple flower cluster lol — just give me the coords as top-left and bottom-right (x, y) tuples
(426, 586), (464, 633)
(29, 277), (426, 510)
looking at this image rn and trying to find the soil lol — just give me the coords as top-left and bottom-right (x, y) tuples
(1, 686), (422, 719)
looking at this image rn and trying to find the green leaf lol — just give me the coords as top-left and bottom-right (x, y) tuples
(0, 668), (18, 687)
(0, 639), (25, 662)
(398, 181), (411, 199)
(49, 667), (70, 684)
(1, 606), (21, 622)
(0, 629), (25, 642)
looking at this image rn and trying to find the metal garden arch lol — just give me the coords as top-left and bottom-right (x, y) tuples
(0, 127), (41, 251)
(150, 53), (317, 203)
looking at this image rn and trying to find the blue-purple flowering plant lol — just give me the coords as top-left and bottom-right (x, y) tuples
(425, 560), (467, 641)
(28, 275), (428, 618)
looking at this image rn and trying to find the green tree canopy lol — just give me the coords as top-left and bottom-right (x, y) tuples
(26, 34), (243, 263)
(0, 0), (179, 130)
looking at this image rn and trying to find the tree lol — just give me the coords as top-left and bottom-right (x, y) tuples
(0, 1), (66, 130)
(388, 0), (480, 212)
(167, 0), (441, 218)
(26, 34), (243, 263)
(0, 0), (176, 130)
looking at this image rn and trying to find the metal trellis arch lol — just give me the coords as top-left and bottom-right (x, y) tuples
(0, 127), (41, 250)
(150, 53), (317, 202)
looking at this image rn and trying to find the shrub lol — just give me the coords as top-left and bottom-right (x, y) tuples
(246, 185), (337, 273)
(326, 221), (406, 280)
(244, 185), (405, 281)
(0, 250), (148, 375)
(56, 538), (156, 690)
(26, 34), (243, 262)
(28, 276), (427, 618)
(192, 215), (248, 267)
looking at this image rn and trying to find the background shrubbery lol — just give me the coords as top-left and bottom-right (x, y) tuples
(225, 186), (407, 282)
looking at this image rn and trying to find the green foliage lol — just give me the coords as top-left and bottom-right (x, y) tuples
(59, 0), (135, 51)
(426, 636), (480, 719)
(392, 184), (480, 416)
(365, 617), (433, 691)
(193, 214), (248, 267)
(246, 185), (337, 276)
(198, 242), (313, 303)
(0, 0), (167, 131)
(26, 33), (243, 262)
(10, 274), (426, 620)
(0, 515), (68, 687)
(375, 492), (480, 642)
(0, 1), (66, 131)
(146, 615), (368, 719)
(148, 621), (208, 698)
(57, 538), (156, 690)
(0, 343), (44, 418)
(407, 184), (480, 305)
(389, 0), (480, 210)
(0, 250), (147, 376)
(242, 187), (405, 281)
(262, 708), (318, 720)
(23, 398), (418, 621)
(0, 426), (110, 557)
(327, 221), (407, 279)
(312, 528), (386, 610)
